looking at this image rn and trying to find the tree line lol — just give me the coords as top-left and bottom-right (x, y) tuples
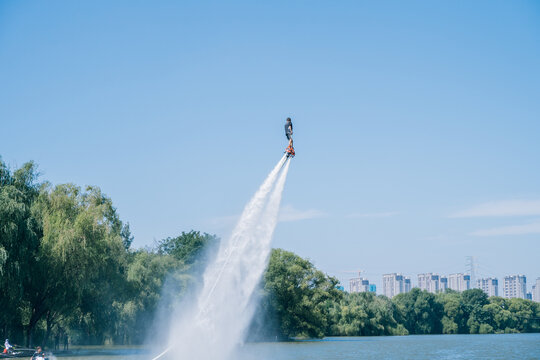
(0, 159), (217, 347)
(255, 249), (540, 339)
(1, 159), (538, 349)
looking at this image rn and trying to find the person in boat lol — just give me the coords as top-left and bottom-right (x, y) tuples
(31, 346), (46, 360)
(284, 117), (293, 147)
(3, 339), (13, 354)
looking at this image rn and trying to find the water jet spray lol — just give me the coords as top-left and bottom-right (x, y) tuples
(151, 155), (292, 360)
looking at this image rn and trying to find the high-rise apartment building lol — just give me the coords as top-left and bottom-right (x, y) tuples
(448, 273), (471, 292)
(418, 273), (440, 293)
(533, 278), (540, 303)
(439, 276), (448, 292)
(382, 273), (411, 298)
(404, 277), (412, 293)
(503, 275), (527, 299)
(477, 278), (498, 297)
(349, 277), (370, 293)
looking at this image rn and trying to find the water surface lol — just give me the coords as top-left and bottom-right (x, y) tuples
(237, 334), (540, 360)
(54, 334), (540, 360)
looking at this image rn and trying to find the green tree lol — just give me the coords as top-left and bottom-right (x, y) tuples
(111, 249), (182, 344)
(483, 297), (513, 333)
(327, 292), (405, 336)
(23, 184), (127, 345)
(157, 230), (218, 271)
(436, 290), (463, 334)
(461, 289), (489, 334)
(0, 159), (42, 343)
(393, 288), (443, 334)
(506, 298), (540, 333)
(261, 249), (341, 339)
(111, 231), (218, 344)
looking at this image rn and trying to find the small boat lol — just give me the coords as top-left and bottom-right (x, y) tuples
(1, 348), (41, 358)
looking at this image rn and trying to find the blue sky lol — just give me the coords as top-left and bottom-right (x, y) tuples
(1, 0), (539, 292)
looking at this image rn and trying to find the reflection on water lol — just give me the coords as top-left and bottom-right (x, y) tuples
(49, 334), (540, 360)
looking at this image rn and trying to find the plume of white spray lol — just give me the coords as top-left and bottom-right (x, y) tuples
(152, 155), (291, 360)
(198, 155), (287, 312)
(240, 157), (291, 307)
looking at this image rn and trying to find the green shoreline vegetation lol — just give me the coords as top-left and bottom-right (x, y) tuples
(1, 159), (539, 349)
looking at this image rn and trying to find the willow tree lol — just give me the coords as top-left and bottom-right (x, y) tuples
(24, 184), (129, 345)
(0, 159), (42, 342)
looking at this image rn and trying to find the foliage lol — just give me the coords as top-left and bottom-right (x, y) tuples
(393, 288), (443, 334)
(0, 159), (217, 347)
(260, 249), (341, 339)
(0, 159), (42, 342)
(327, 289), (540, 338)
(256, 252), (539, 339)
(157, 230), (218, 271)
(327, 292), (406, 336)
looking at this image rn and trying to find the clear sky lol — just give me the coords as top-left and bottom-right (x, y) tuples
(1, 0), (539, 292)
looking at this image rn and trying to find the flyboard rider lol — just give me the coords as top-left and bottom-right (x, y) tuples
(284, 117), (295, 157)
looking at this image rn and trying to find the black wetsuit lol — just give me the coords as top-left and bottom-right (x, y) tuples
(284, 121), (293, 140)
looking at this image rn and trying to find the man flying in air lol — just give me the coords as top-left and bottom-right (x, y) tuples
(284, 117), (293, 147)
(284, 117), (295, 157)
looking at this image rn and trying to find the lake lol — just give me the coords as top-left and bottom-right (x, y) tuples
(54, 334), (540, 360)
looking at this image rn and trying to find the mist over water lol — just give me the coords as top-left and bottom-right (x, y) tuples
(152, 155), (291, 360)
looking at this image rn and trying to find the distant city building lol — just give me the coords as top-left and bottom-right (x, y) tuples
(533, 278), (540, 303)
(382, 273), (411, 298)
(404, 277), (412, 293)
(349, 277), (370, 293)
(503, 275), (527, 299)
(439, 276), (448, 292)
(448, 273), (471, 292)
(336, 285), (345, 292)
(526, 292), (533, 301)
(418, 273), (440, 293)
(477, 278), (498, 297)
(369, 284), (377, 293)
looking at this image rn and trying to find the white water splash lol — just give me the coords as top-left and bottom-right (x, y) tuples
(153, 155), (291, 360)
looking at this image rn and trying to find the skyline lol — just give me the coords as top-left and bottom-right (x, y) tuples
(1, 1), (539, 293)
(349, 269), (538, 294)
